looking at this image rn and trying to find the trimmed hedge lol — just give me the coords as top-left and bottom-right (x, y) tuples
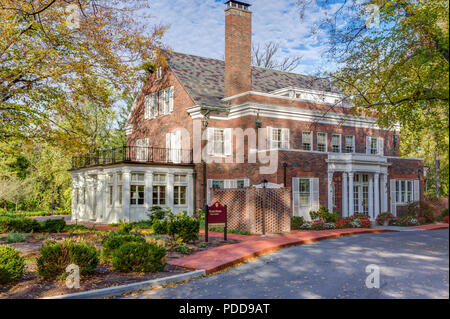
(37, 239), (99, 279)
(40, 219), (66, 233)
(111, 242), (166, 273)
(0, 245), (25, 284)
(0, 216), (40, 233)
(100, 234), (146, 262)
(167, 215), (200, 243)
(291, 216), (306, 230)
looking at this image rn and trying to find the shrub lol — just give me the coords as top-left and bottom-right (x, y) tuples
(440, 208), (449, 220)
(111, 242), (166, 273)
(376, 213), (396, 226)
(309, 206), (339, 223)
(408, 201), (435, 224)
(117, 221), (133, 235)
(0, 216), (40, 233)
(147, 206), (172, 224)
(0, 245), (25, 284)
(442, 216), (449, 224)
(309, 221), (326, 231)
(101, 234), (146, 262)
(167, 215), (200, 243)
(152, 219), (169, 235)
(6, 232), (27, 243)
(291, 216), (306, 230)
(37, 239), (99, 279)
(40, 218), (66, 233)
(335, 218), (352, 229)
(393, 216), (419, 227)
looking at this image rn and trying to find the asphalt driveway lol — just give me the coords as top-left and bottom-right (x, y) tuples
(122, 230), (449, 299)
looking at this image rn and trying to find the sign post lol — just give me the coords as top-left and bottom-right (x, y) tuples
(207, 202), (228, 241)
(205, 205), (209, 243)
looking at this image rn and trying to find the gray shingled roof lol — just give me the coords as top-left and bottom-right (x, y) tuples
(167, 51), (337, 108)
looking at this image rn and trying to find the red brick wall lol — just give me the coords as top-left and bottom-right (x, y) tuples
(211, 187), (291, 234)
(127, 67), (196, 149)
(225, 7), (252, 97)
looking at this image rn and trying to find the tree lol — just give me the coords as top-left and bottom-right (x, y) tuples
(252, 41), (302, 71)
(0, 174), (33, 212)
(0, 0), (168, 142)
(297, 0), (449, 196)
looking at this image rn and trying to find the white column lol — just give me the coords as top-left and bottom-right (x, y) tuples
(188, 173), (194, 216)
(374, 173), (380, 219)
(97, 172), (106, 223)
(381, 174), (388, 213)
(348, 172), (354, 216)
(328, 172), (334, 212)
(167, 173), (174, 211)
(342, 172), (348, 217)
(122, 169), (131, 222)
(368, 174), (374, 218)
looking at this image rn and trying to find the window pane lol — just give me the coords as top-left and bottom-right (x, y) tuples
(317, 133), (326, 152)
(237, 180), (245, 188)
(302, 132), (311, 150)
(212, 180), (224, 189)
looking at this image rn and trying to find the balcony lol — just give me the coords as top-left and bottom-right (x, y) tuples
(71, 146), (194, 170)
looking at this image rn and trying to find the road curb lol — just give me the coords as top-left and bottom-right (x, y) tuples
(41, 270), (206, 299)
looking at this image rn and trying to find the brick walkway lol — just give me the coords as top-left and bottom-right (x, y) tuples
(168, 228), (396, 274)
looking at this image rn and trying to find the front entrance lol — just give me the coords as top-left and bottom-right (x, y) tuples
(353, 174), (369, 215)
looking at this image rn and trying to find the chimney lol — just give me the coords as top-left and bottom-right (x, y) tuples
(225, 0), (252, 98)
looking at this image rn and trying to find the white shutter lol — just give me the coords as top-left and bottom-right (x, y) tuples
(169, 86), (174, 113)
(390, 179), (396, 216)
(292, 177), (300, 217)
(144, 138), (149, 161)
(413, 179), (420, 202)
(144, 96), (150, 119)
(224, 128), (233, 156)
(244, 179), (250, 187)
(152, 93), (158, 117)
(171, 131), (181, 163)
(378, 137), (384, 156)
(207, 179), (213, 205)
(282, 128), (290, 149)
(267, 127), (272, 149)
(366, 137), (370, 154)
(166, 133), (171, 162)
(159, 91), (164, 115)
(206, 128), (214, 156)
(311, 178), (320, 212)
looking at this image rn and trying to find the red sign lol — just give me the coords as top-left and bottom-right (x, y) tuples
(208, 202), (226, 224)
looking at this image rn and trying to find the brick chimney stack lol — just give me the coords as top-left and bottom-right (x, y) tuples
(225, 0), (252, 98)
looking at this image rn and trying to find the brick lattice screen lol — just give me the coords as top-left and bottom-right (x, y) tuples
(210, 187), (291, 234)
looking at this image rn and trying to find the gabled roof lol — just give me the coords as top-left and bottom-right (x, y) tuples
(166, 51), (338, 108)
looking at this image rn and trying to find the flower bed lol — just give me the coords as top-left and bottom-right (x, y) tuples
(300, 215), (371, 231)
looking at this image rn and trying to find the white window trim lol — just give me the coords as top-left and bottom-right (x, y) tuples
(130, 173), (145, 206)
(331, 133), (342, 153)
(173, 174), (188, 207)
(302, 131), (313, 151)
(394, 179), (415, 205)
(152, 173), (167, 206)
(156, 67), (163, 80)
(344, 135), (355, 153)
(207, 128), (233, 157)
(317, 132), (327, 152)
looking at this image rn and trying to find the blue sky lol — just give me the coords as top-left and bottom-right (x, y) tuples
(147, 0), (334, 75)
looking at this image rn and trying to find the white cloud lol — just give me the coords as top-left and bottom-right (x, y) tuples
(147, 0), (333, 75)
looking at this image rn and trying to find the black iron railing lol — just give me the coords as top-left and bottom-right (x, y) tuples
(72, 146), (193, 169)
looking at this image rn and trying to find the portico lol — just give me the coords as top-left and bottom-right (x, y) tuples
(326, 154), (390, 220)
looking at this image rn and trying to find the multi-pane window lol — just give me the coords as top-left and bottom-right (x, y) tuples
(395, 180), (413, 204)
(331, 134), (341, 153)
(82, 187), (86, 204)
(174, 174), (187, 206)
(212, 180), (224, 189)
(75, 188), (79, 205)
(214, 129), (225, 156)
(317, 132), (327, 152)
(344, 135), (355, 153)
(117, 173), (122, 206)
(369, 137), (378, 155)
(237, 179), (246, 189)
(152, 173), (166, 205)
(108, 174), (114, 206)
(302, 131), (312, 151)
(298, 179), (310, 207)
(130, 173), (145, 205)
(271, 128), (282, 148)
(136, 138), (148, 161)
(156, 67), (162, 80)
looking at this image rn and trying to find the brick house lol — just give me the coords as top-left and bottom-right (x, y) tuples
(70, 0), (424, 225)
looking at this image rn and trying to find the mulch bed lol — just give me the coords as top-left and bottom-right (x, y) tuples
(0, 232), (239, 299)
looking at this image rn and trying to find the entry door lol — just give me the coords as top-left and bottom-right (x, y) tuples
(353, 174), (369, 215)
